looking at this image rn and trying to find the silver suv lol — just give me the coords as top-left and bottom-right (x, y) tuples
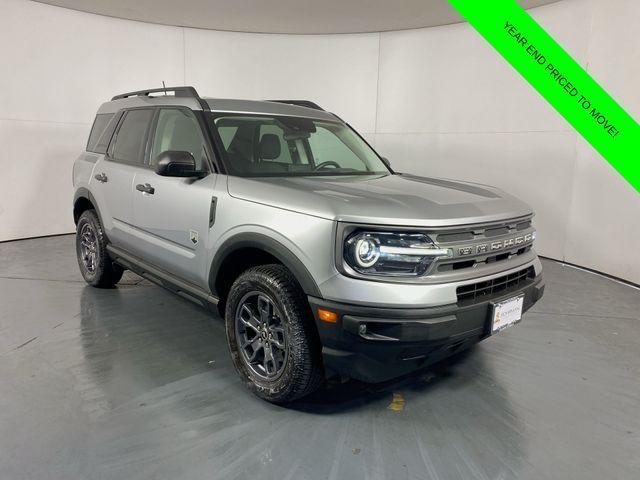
(73, 86), (544, 403)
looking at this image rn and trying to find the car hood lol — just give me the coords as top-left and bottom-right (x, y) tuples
(227, 173), (533, 227)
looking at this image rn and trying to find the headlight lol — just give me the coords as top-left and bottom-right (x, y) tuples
(353, 235), (380, 268)
(344, 231), (451, 276)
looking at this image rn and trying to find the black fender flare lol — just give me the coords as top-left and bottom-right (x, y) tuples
(73, 187), (97, 218)
(208, 232), (321, 298)
(73, 188), (105, 230)
(73, 187), (93, 204)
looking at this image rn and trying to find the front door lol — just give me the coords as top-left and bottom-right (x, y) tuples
(130, 107), (217, 288)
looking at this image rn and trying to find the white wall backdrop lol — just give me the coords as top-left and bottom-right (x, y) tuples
(0, 0), (638, 283)
(370, 0), (640, 285)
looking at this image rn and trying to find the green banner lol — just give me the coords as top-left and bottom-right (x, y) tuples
(449, 0), (640, 193)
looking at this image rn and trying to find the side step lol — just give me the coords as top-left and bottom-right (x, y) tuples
(106, 245), (219, 310)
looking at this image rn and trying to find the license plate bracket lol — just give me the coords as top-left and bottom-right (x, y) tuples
(491, 294), (525, 334)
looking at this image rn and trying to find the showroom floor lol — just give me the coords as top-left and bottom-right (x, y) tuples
(1, 235), (638, 480)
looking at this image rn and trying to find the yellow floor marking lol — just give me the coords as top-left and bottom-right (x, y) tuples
(387, 392), (405, 411)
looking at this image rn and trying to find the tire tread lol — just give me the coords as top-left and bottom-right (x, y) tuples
(225, 264), (323, 403)
(76, 209), (123, 288)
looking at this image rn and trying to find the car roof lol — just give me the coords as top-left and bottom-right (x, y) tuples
(96, 95), (340, 122)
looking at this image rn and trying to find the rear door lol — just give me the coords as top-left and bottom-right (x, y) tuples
(91, 108), (154, 251)
(130, 107), (217, 287)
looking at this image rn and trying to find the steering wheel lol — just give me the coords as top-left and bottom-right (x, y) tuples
(314, 161), (341, 171)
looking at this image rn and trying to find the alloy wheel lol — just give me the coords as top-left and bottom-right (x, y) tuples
(235, 291), (288, 380)
(79, 223), (98, 273)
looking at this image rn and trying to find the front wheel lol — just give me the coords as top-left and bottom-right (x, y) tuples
(75, 209), (124, 288)
(225, 264), (323, 403)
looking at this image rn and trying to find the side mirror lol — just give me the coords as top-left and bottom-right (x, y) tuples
(154, 151), (206, 178)
(381, 157), (392, 170)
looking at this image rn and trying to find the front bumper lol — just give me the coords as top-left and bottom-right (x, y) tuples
(308, 273), (544, 383)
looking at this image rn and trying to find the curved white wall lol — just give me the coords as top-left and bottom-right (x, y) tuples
(370, 0), (640, 285)
(1, 0), (638, 284)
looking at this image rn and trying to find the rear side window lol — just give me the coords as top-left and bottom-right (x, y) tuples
(110, 109), (154, 164)
(86, 113), (116, 154)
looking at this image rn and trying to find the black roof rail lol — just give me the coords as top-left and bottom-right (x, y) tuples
(268, 100), (324, 111)
(111, 86), (210, 111)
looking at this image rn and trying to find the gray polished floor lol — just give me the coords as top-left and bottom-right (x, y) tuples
(1, 235), (639, 480)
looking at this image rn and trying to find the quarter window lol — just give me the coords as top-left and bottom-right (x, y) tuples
(110, 109), (154, 165)
(87, 113), (116, 154)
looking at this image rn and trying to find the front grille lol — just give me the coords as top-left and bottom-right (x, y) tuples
(456, 266), (534, 303)
(434, 218), (531, 244)
(430, 216), (535, 275)
(437, 245), (532, 272)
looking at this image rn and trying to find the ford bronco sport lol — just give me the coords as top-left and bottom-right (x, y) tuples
(73, 86), (544, 403)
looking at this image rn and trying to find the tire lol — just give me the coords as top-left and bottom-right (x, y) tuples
(225, 264), (323, 403)
(75, 209), (124, 288)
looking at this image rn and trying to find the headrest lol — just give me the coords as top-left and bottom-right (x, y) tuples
(259, 134), (281, 160)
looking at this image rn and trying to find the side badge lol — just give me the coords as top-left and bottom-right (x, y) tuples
(189, 229), (199, 245)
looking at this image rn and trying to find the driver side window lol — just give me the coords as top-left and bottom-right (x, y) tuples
(151, 109), (208, 170)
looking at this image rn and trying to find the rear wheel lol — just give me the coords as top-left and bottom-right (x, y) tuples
(225, 264), (323, 403)
(75, 210), (124, 288)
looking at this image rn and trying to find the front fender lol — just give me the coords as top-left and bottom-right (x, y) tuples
(208, 231), (322, 297)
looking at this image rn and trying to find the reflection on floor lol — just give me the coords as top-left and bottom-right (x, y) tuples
(1, 235), (639, 480)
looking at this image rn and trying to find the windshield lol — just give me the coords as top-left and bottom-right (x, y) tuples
(211, 114), (389, 177)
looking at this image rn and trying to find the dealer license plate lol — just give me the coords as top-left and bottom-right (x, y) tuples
(491, 294), (524, 334)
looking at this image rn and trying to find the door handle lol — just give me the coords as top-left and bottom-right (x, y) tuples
(94, 173), (108, 183)
(136, 183), (155, 195)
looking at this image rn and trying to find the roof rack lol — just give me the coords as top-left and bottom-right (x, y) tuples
(111, 86), (210, 111)
(268, 100), (324, 111)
